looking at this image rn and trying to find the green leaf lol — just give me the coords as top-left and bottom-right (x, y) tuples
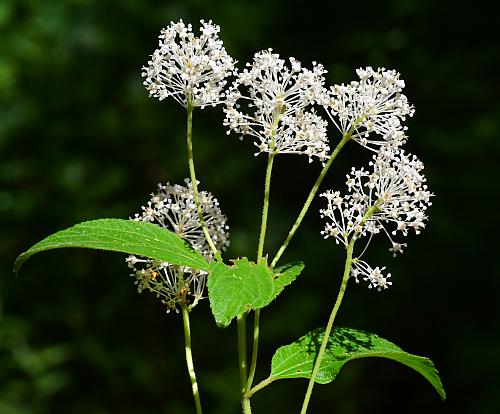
(272, 261), (304, 297)
(14, 219), (209, 274)
(208, 258), (275, 328)
(270, 327), (445, 400)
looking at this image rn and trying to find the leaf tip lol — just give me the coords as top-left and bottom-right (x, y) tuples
(13, 255), (25, 277)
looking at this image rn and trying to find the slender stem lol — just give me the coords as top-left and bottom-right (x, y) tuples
(244, 153), (275, 396)
(299, 237), (355, 414)
(270, 133), (351, 269)
(299, 203), (378, 414)
(246, 376), (276, 398)
(186, 102), (218, 255)
(246, 308), (260, 392)
(181, 306), (203, 414)
(257, 152), (276, 262)
(237, 315), (248, 393)
(242, 397), (252, 414)
(237, 314), (252, 414)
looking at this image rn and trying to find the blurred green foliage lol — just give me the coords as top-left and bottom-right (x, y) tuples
(1, 0), (499, 412)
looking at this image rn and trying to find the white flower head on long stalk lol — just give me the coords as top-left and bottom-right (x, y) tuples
(224, 49), (330, 162)
(142, 19), (236, 108)
(127, 179), (229, 312)
(322, 67), (414, 150)
(320, 147), (432, 289)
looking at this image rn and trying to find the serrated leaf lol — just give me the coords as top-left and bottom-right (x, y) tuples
(270, 327), (445, 400)
(208, 258), (275, 328)
(14, 219), (209, 274)
(272, 261), (304, 297)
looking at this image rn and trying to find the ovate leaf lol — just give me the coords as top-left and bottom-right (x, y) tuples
(14, 219), (209, 274)
(208, 258), (275, 328)
(270, 327), (445, 400)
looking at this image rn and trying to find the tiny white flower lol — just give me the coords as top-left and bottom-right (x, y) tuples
(142, 19), (236, 108)
(389, 242), (407, 257)
(127, 179), (229, 312)
(224, 49), (330, 162)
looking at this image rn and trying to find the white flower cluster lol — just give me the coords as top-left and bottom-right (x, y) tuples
(142, 19), (235, 108)
(224, 49), (329, 162)
(351, 261), (392, 291)
(127, 179), (229, 312)
(320, 147), (432, 290)
(322, 67), (414, 150)
(141, 20), (416, 163)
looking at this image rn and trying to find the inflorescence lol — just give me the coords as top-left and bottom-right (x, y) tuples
(224, 49), (330, 162)
(142, 19), (236, 108)
(140, 19), (432, 294)
(321, 67), (414, 150)
(320, 148), (432, 290)
(127, 180), (229, 312)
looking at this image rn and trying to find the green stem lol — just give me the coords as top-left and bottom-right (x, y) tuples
(270, 133), (351, 269)
(299, 237), (355, 414)
(299, 203), (379, 414)
(246, 376), (276, 398)
(237, 314), (251, 413)
(186, 102), (218, 255)
(246, 308), (260, 392)
(245, 152), (275, 397)
(181, 306), (203, 414)
(242, 397), (252, 414)
(257, 153), (276, 262)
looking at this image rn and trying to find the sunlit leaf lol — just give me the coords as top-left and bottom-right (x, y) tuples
(14, 219), (209, 274)
(208, 258), (275, 328)
(270, 326), (445, 400)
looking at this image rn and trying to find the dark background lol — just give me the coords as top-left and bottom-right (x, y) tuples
(1, 0), (498, 413)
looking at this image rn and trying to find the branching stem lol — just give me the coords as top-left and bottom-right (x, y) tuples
(246, 376), (276, 398)
(270, 133), (351, 269)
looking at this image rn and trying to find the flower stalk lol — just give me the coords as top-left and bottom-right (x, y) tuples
(243, 150), (276, 411)
(257, 152), (276, 262)
(186, 102), (218, 255)
(300, 203), (380, 413)
(299, 238), (353, 414)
